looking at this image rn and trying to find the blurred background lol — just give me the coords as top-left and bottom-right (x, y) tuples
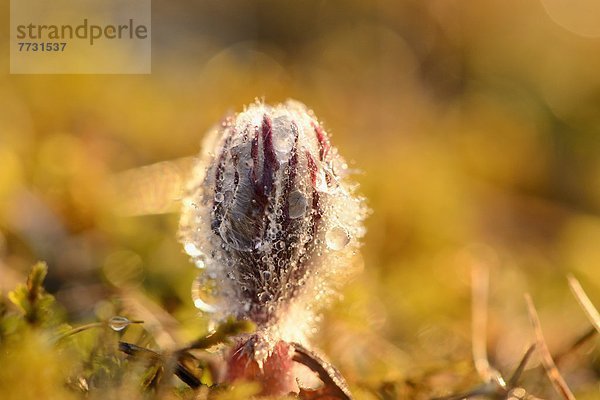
(0, 0), (599, 398)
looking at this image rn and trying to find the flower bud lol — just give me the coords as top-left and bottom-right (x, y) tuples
(179, 100), (367, 345)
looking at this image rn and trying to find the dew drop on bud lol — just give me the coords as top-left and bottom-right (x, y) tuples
(272, 115), (296, 161)
(194, 258), (205, 269)
(192, 275), (219, 313)
(184, 242), (203, 257)
(315, 169), (329, 193)
(108, 316), (130, 332)
(288, 191), (307, 219)
(325, 226), (350, 251)
(258, 292), (269, 303)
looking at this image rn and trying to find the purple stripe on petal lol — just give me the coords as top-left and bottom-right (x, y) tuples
(282, 122), (300, 225)
(261, 115), (279, 195)
(312, 122), (330, 161)
(251, 126), (260, 187)
(306, 152), (322, 233)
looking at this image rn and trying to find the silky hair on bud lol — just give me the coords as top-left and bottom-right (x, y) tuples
(179, 99), (368, 347)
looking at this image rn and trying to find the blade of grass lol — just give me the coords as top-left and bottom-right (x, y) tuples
(471, 263), (506, 388)
(567, 274), (600, 333)
(507, 343), (536, 388)
(524, 294), (575, 400)
(554, 327), (597, 366)
(119, 341), (202, 388)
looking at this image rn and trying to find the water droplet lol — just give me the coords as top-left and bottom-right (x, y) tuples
(184, 242), (203, 257)
(315, 169), (328, 192)
(258, 292), (269, 303)
(325, 226), (350, 250)
(109, 316), (130, 332)
(288, 191), (307, 219)
(214, 192), (224, 202)
(192, 275), (218, 313)
(272, 115), (295, 161)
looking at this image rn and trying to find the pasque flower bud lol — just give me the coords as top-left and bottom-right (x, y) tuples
(179, 100), (367, 396)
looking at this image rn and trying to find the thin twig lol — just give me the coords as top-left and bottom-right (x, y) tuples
(292, 342), (353, 400)
(471, 263), (506, 388)
(567, 274), (600, 333)
(119, 341), (202, 388)
(57, 322), (104, 338)
(554, 327), (597, 366)
(524, 294), (575, 400)
(508, 343), (536, 388)
(54, 319), (143, 341)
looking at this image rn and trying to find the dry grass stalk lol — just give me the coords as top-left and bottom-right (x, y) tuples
(553, 327), (597, 366)
(567, 274), (600, 333)
(524, 294), (575, 400)
(471, 263), (506, 388)
(433, 265), (541, 400)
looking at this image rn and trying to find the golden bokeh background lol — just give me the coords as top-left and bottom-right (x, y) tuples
(0, 1), (599, 398)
